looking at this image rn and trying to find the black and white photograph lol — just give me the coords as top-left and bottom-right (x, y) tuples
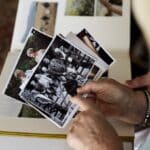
(20, 35), (97, 127)
(65, 0), (123, 16)
(87, 65), (102, 80)
(4, 28), (52, 118)
(77, 28), (115, 66)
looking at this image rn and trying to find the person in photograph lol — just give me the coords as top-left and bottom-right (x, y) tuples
(43, 58), (50, 65)
(48, 58), (77, 76)
(14, 67), (38, 91)
(54, 47), (67, 59)
(14, 69), (32, 82)
(34, 73), (58, 96)
(100, 0), (122, 16)
(53, 47), (93, 70)
(42, 53), (87, 96)
(48, 57), (89, 84)
(34, 74), (53, 89)
(30, 80), (43, 93)
(41, 66), (49, 75)
(26, 48), (45, 63)
(30, 84), (68, 122)
(53, 46), (79, 67)
(30, 80), (49, 96)
(81, 35), (99, 54)
(32, 92), (67, 120)
(30, 80), (55, 101)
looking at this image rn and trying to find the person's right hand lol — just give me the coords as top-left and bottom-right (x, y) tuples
(73, 79), (147, 125)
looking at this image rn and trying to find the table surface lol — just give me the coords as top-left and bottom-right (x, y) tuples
(0, 136), (71, 150)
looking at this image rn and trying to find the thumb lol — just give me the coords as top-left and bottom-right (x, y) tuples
(126, 73), (150, 88)
(77, 81), (101, 95)
(70, 95), (96, 111)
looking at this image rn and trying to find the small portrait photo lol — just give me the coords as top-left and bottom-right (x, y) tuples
(34, 2), (58, 36)
(5, 28), (52, 102)
(17, 2), (57, 46)
(20, 35), (96, 127)
(77, 29), (114, 65)
(65, 0), (95, 16)
(96, 0), (123, 16)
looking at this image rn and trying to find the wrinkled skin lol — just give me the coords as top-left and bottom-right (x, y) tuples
(67, 109), (123, 150)
(67, 79), (147, 150)
(126, 72), (150, 89)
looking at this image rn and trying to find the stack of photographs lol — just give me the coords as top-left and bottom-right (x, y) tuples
(4, 28), (115, 128)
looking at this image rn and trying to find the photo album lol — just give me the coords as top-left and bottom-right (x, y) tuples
(4, 28), (115, 128)
(0, 0), (133, 140)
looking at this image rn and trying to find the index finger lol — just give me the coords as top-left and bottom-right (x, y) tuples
(77, 81), (101, 94)
(70, 95), (96, 111)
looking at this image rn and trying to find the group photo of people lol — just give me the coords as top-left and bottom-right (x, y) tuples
(20, 36), (96, 127)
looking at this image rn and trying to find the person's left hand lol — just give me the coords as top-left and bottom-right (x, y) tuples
(67, 99), (123, 150)
(126, 72), (150, 89)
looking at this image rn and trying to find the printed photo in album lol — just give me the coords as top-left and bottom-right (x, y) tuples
(20, 35), (102, 127)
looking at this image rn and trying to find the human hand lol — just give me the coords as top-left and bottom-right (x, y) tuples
(67, 107), (122, 150)
(73, 79), (147, 124)
(126, 73), (150, 89)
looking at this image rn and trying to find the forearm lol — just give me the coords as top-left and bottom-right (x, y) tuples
(109, 4), (122, 16)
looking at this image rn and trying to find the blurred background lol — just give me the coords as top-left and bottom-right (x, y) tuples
(0, 0), (18, 72)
